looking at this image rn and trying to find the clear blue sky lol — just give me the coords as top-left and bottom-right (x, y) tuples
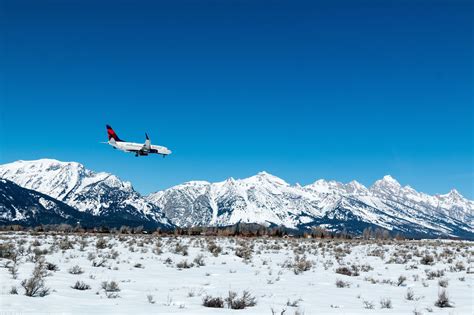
(1, 0), (473, 198)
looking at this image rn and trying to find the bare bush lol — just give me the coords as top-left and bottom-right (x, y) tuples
(335, 266), (359, 277)
(92, 258), (107, 267)
(147, 294), (156, 304)
(420, 255), (435, 265)
(335, 279), (350, 288)
(68, 265), (84, 275)
(286, 299), (300, 307)
(153, 242), (163, 255)
(293, 255), (312, 275)
(101, 280), (120, 292)
(438, 279), (448, 288)
(72, 281), (91, 290)
(203, 295), (224, 308)
(58, 237), (73, 250)
(96, 238), (108, 249)
(46, 262), (59, 272)
(426, 270), (444, 280)
(207, 241), (222, 257)
(405, 288), (415, 301)
(363, 300), (375, 309)
(193, 254), (206, 267)
(235, 245), (253, 261)
(225, 290), (257, 309)
(397, 275), (407, 286)
(380, 297), (392, 309)
(454, 261), (465, 271)
(10, 286), (18, 295)
(8, 263), (18, 279)
(173, 242), (189, 256)
(21, 263), (50, 297)
(434, 289), (453, 308)
(0, 243), (16, 259)
(176, 260), (194, 269)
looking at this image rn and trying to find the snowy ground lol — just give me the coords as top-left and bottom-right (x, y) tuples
(0, 232), (473, 314)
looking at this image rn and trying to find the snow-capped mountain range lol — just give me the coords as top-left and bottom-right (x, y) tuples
(0, 159), (172, 229)
(148, 172), (473, 238)
(0, 178), (96, 226)
(0, 159), (472, 239)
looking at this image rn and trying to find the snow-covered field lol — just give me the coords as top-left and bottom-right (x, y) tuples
(0, 232), (472, 314)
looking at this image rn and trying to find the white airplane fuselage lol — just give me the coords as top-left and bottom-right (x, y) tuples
(106, 125), (172, 157)
(109, 139), (171, 156)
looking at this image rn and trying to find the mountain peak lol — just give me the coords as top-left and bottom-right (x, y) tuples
(257, 171), (276, 177)
(449, 188), (462, 196)
(381, 175), (400, 184)
(247, 171), (288, 186)
(346, 180), (368, 193)
(374, 175), (400, 187)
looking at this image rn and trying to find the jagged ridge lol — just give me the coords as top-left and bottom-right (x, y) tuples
(0, 159), (172, 229)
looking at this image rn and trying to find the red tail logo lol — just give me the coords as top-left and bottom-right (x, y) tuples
(106, 125), (123, 142)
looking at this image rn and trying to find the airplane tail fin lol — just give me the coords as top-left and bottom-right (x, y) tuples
(144, 133), (151, 149)
(106, 125), (123, 142)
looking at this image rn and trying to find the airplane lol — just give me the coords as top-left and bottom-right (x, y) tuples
(105, 125), (172, 157)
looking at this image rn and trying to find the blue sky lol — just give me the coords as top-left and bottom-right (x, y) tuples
(1, 0), (473, 197)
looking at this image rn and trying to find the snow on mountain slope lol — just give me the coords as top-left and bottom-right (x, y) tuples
(0, 159), (172, 229)
(0, 178), (96, 226)
(0, 159), (472, 238)
(148, 172), (473, 239)
(148, 172), (325, 229)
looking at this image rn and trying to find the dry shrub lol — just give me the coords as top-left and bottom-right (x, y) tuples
(68, 265), (84, 275)
(101, 281), (120, 292)
(207, 241), (222, 257)
(380, 297), (392, 309)
(293, 255), (312, 275)
(434, 289), (453, 308)
(225, 291), (257, 309)
(203, 295), (224, 308)
(21, 263), (50, 297)
(72, 281), (91, 290)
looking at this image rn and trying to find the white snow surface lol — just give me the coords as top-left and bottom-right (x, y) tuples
(0, 233), (473, 314)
